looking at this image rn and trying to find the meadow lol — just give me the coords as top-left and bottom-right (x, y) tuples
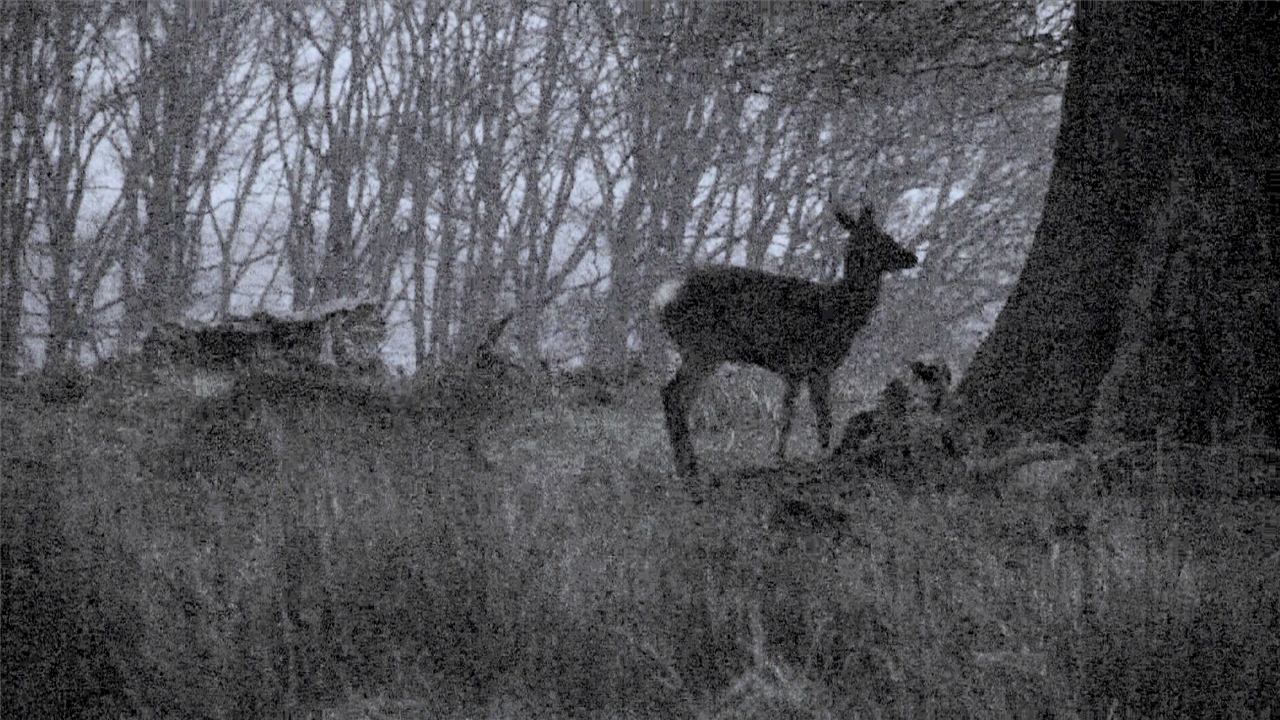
(3, 363), (1277, 719)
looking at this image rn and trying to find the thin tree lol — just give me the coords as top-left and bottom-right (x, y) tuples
(0, 4), (46, 376)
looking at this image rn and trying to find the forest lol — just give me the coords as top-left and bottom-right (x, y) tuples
(2, 2), (1276, 718)
(1, 2), (1060, 378)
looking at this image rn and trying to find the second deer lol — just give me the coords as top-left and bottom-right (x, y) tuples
(651, 202), (918, 479)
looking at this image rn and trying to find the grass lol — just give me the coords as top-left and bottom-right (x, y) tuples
(2, 364), (1277, 719)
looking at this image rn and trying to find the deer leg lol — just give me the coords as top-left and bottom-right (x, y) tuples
(662, 358), (713, 478)
(809, 372), (834, 453)
(776, 378), (800, 460)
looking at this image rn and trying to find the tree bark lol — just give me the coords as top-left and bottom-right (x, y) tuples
(956, 2), (1280, 448)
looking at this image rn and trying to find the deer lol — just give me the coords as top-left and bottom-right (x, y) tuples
(650, 201), (918, 479)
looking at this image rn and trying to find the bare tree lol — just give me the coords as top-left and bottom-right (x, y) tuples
(266, 1), (386, 312)
(401, 2), (597, 367)
(4, 5), (122, 370)
(586, 2), (755, 370)
(505, 5), (596, 352)
(0, 4), (46, 376)
(111, 1), (262, 331)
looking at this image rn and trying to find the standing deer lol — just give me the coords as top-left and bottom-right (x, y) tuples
(651, 202), (917, 479)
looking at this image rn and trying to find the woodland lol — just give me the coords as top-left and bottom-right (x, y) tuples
(2, 3), (1277, 718)
(2, 2), (1062, 382)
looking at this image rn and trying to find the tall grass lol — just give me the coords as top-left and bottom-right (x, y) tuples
(2, 369), (1276, 718)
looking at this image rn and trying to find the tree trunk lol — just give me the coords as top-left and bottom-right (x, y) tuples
(956, 2), (1280, 448)
(0, 5), (42, 377)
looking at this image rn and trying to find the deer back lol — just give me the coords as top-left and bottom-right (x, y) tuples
(655, 204), (916, 378)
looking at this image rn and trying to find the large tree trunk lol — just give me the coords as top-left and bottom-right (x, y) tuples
(956, 3), (1279, 448)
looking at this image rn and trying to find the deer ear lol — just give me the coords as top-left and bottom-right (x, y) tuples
(831, 197), (859, 229)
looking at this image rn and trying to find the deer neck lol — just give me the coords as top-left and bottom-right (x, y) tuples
(837, 264), (884, 298)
